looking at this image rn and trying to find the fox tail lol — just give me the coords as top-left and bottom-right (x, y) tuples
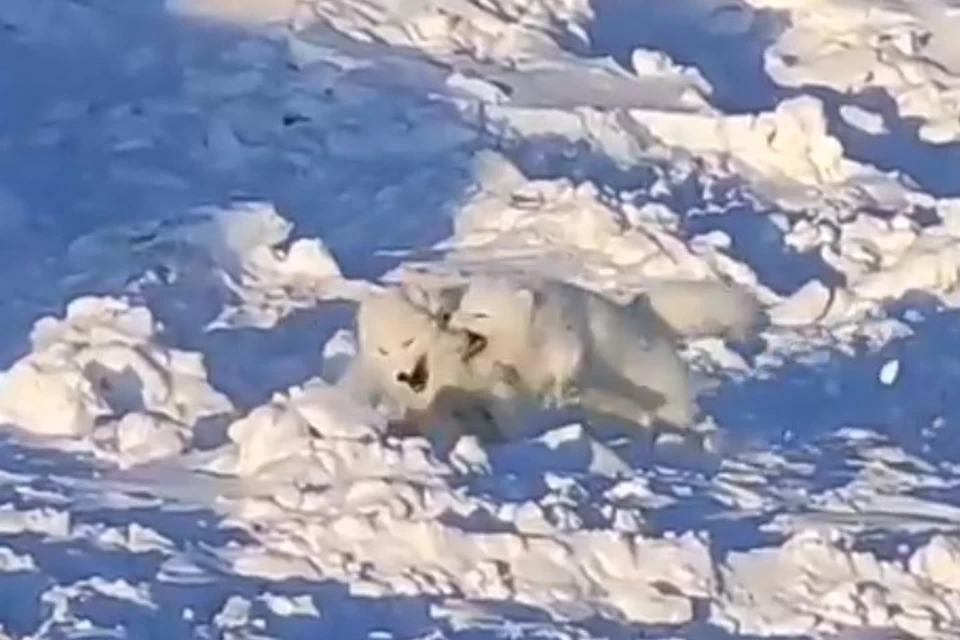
(638, 279), (767, 341)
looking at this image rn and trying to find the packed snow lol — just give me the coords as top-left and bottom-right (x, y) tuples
(4, 0), (960, 638)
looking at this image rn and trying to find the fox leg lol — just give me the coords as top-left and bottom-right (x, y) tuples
(578, 387), (657, 431)
(386, 408), (434, 438)
(451, 403), (506, 443)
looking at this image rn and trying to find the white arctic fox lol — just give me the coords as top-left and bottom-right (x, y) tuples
(341, 284), (513, 440)
(442, 276), (766, 434)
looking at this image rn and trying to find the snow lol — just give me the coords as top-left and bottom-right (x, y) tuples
(5, 0), (960, 638)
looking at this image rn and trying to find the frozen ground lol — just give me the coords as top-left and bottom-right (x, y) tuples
(4, 0), (960, 637)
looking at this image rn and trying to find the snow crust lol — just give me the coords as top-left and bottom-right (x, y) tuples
(5, 0), (960, 637)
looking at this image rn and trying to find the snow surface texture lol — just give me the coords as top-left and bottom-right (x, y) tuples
(5, 0), (960, 637)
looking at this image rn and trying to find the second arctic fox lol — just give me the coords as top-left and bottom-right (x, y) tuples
(444, 276), (765, 432)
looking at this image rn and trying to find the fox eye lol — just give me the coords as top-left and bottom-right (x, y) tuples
(471, 312), (489, 319)
(377, 347), (388, 355)
(438, 311), (451, 324)
(401, 337), (414, 348)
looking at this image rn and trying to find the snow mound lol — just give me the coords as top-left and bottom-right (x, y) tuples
(716, 529), (960, 639)
(0, 297), (231, 465)
(762, 0), (960, 143)
(309, 0), (593, 65)
(193, 371), (719, 626)
(389, 150), (767, 303)
(641, 96), (848, 187)
(209, 376), (407, 479)
(69, 201), (370, 329)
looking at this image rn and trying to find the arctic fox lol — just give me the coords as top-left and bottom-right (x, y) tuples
(442, 276), (765, 434)
(341, 285), (511, 440)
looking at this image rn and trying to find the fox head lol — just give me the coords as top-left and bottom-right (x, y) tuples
(355, 285), (485, 409)
(446, 277), (536, 357)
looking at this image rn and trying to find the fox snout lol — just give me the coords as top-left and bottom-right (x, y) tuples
(396, 355), (429, 393)
(394, 330), (488, 395)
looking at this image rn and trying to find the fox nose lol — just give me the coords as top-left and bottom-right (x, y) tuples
(396, 355), (428, 393)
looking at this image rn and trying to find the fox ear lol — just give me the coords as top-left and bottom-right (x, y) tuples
(399, 282), (431, 308)
(401, 282), (463, 321)
(513, 287), (535, 317)
(432, 286), (466, 325)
